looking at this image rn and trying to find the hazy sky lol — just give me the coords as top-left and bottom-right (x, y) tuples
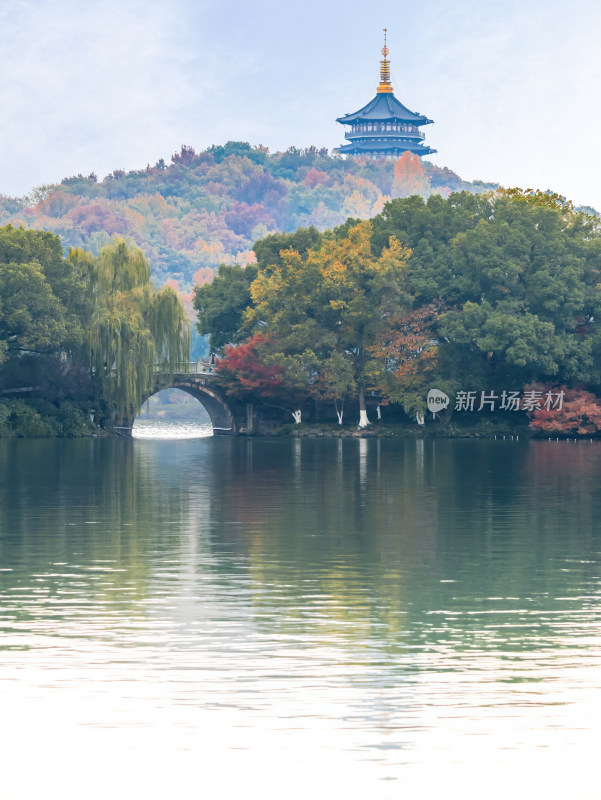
(1, 0), (600, 209)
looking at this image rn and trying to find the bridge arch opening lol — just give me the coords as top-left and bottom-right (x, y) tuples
(132, 382), (235, 438)
(132, 388), (213, 438)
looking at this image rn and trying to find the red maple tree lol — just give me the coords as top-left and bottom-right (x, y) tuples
(529, 386), (601, 435)
(371, 303), (441, 385)
(215, 334), (287, 401)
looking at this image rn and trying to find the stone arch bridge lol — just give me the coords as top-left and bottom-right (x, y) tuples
(118, 363), (244, 435)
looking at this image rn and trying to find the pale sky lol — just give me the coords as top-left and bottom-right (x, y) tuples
(1, 0), (600, 210)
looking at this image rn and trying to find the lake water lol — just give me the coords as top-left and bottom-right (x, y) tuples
(1, 436), (601, 798)
(132, 417), (213, 439)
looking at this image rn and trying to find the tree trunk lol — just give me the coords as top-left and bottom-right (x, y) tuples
(246, 402), (254, 434)
(292, 410), (302, 424)
(358, 386), (370, 428)
(335, 398), (344, 425)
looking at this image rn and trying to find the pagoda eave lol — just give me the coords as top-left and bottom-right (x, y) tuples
(335, 143), (437, 157)
(337, 114), (432, 127)
(336, 91), (430, 126)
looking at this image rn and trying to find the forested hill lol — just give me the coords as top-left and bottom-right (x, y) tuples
(0, 142), (497, 290)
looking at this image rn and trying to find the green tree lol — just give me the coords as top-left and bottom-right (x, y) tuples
(370, 190), (601, 392)
(193, 262), (258, 353)
(280, 349), (355, 424)
(0, 225), (84, 364)
(436, 191), (601, 385)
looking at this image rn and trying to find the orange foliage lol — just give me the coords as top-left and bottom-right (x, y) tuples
(145, 193), (170, 214)
(192, 267), (215, 286)
(303, 168), (328, 188)
(235, 250), (257, 267)
(124, 207), (145, 230)
(67, 203), (130, 235)
(528, 387), (601, 435)
(372, 303), (442, 387)
(372, 194), (388, 216)
(343, 189), (372, 218)
(36, 191), (78, 217)
(193, 240), (228, 265)
(391, 152), (430, 198)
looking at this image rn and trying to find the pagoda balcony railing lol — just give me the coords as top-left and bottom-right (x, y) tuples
(345, 128), (425, 140)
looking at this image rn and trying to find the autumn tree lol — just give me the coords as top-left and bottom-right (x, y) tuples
(252, 226), (322, 269)
(391, 152), (430, 198)
(193, 227), (323, 356)
(215, 333), (306, 419)
(0, 143), (498, 287)
(369, 303), (446, 418)
(528, 387), (601, 435)
(248, 221), (412, 426)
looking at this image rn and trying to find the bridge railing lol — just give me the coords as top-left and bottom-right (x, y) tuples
(188, 360), (216, 375)
(153, 360), (217, 376)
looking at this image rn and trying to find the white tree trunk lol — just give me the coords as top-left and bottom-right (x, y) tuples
(358, 386), (370, 428)
(292, 410), (302, 424)
(416, 412), (425, 425)
(376, 405), (381, 420)
(337, 410), (344, 425)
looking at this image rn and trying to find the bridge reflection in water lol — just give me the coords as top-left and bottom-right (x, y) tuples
(133, 418), (213, 439)
(133, 387), (213, 439)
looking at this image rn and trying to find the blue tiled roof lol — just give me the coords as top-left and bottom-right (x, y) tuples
(337, 92), (432, 125)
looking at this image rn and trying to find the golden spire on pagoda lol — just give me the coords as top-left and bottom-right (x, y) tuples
(377, 28), (393, 93)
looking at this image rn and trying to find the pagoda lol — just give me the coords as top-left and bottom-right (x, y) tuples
(335, 30), (436, 159)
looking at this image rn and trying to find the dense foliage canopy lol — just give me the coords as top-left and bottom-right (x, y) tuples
(0, 225), (84, 364)
(201, 189), (601, 429)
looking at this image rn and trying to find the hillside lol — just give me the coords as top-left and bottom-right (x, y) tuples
(0, 142), (497, 292)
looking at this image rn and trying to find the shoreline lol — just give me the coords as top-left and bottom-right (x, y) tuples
(249, 421), (594, 440)
(1, 419), (597, 441)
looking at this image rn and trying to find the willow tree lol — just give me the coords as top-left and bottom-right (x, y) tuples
(69, 239), (190, 420)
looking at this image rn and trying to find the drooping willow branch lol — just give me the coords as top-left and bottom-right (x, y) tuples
(70, 239), (190, 418)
